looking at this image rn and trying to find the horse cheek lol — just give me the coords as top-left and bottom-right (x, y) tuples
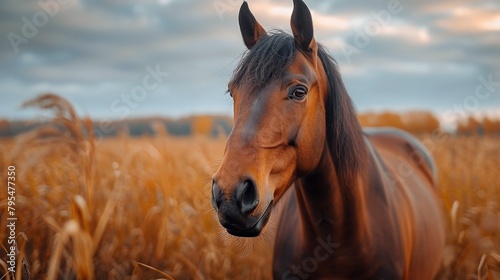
(296, 118), (325, 175)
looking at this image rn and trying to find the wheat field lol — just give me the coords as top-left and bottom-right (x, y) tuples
(0, 95), (499, 279)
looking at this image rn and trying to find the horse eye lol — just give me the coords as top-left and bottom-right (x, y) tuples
(226, 89), (233, 98)
(289, 86), (308, 101)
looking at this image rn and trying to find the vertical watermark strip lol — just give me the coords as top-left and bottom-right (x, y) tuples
(6, 165), (17, 274)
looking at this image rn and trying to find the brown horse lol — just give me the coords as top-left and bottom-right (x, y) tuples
(211, 0), (445, 279)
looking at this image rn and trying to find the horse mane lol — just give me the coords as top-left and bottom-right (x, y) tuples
(231, 31), (295, 91)
(231, 31), (367, 187)
(317, 45), (367, 188)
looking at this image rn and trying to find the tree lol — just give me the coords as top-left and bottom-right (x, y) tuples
(192, 115), (213, 136)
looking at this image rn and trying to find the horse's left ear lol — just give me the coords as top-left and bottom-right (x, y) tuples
(291, 0), (316, 53)
(239, 1), (267, 49)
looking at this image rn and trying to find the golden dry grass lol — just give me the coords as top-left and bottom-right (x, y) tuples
(0, 95), (499, 279)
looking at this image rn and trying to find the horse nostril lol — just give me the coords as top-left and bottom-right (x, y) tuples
(236, 179), (259, 215)
(212, 181), (224, 210)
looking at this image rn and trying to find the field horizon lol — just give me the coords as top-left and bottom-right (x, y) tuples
(0, 95), (499, 279)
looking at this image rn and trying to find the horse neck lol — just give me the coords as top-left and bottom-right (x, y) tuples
(294, 139), (372, 252)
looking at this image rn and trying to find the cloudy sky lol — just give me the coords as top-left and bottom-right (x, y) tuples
(1, 0), (499, 124)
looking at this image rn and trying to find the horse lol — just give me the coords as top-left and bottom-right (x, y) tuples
(211, 0), (445, 279)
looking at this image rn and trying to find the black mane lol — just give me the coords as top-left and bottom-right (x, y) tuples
(318, 45), (367, 187)
(231, 31), (295, 91)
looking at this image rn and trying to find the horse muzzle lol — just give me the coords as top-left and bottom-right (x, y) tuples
(212, 179), (273, 237)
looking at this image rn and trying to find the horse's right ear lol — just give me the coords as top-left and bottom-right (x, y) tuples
(291, 0), (316, 53)
(239, 1), (267, 49)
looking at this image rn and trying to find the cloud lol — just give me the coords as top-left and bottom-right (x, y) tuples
(0, 0), (498, 120)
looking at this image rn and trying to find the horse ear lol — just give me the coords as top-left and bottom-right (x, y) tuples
(291, 0), (316, 52)
(239, 1), (267, 49)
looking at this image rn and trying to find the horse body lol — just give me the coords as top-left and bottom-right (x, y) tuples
(211, 1), (445, 279)
(273, 128), (445, 279)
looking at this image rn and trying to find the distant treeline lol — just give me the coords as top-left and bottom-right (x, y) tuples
(358, 111), (500, 135)
(358, 111), (440, 134)
(455, 116), (500, 135)
(1, 111), (499, 138)
(0, 115), (233, 138)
